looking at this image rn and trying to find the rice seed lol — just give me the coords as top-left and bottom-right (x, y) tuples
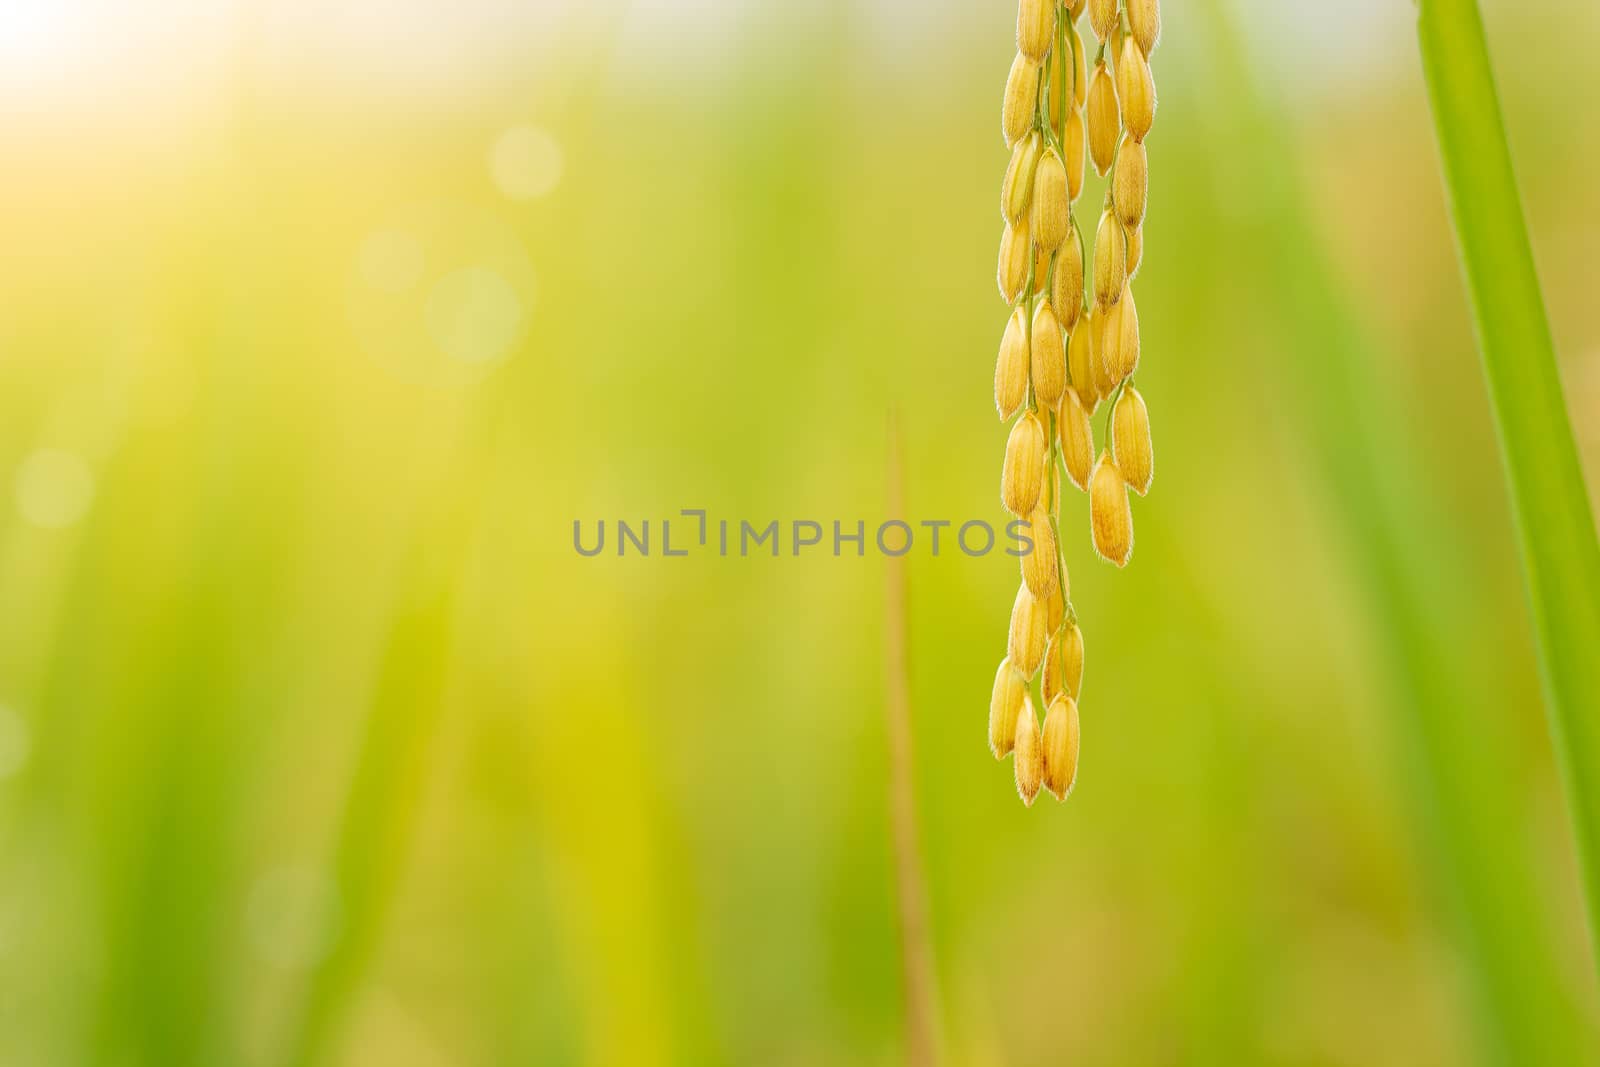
(1111, 283), (1140, 382)
(1059, 387), (1095, 490)
(1117, 37), (1155, 142)
(1093, 208), (1127, 308)
(1046, 621), (1086, 701)
(1044, 580), (1067, 635)
(1031, 149), (1070, 254)
(1112, 385), (1154, 494)
(1129, 0), (1161, 56)
(1090, 303), (1119, 400)
(1052, 221), (1085, 332)
(1064, 107), (1086, 203)
(1017, 0), (1056, 64)
(1003, 51), (1042, 146)
(1008, 582), (1049, 677)
(1090, 451), (1134, 566)
(1022, 506), (1059, 598)
(988, 658), (1028, 758)
(1126, 224), (1144, 277)
(1001, 410), (1047, 517)
(1014, 697), (1044, 805)
(1041, 695), (1082, 800)
(1067, 318), (1097, 410)
(1087, 61), (1119, 176)
(1113, 136), (1149, 230)
(1030, 300), (1066, 409)
(997, 216), (1031, 304)
(1088, 0), (1119, 42)
(994, 306), (1029, 420)
(1066, 0), (1087, 24)
(1002, 129), (1043, 224)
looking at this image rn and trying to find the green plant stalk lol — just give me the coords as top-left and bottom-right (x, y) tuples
(1417, 0), (1600, 970)
(1201, 2), (1590, 1061)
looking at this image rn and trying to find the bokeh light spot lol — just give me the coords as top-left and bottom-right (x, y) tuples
(15, 448), (94, 529)
(358, 230), (426, 293)
(489, 125), (563, 200)
(425, 266), (525, 366)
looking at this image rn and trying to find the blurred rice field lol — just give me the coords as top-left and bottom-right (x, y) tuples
(1, 2), (1599, 1065)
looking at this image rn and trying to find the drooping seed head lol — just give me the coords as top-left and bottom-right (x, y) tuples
(1093, 208), (1127, 308)
(988, 657), (1028, 759)
(1014, 697), (1044, 805)
(1041, 695), (1082, 800)
(1129, 0), (1161, 56)
(1031, 149), (1070, 254)
(1030, 300), (1066, 409)
(997, 216), (1031, 304)
(1052, 221), (1084, 332)
(1112, 385), (1154, 494)
(1017, 0), (1056, 63)
(1090, 450), (1134, 566)
(1008, 582), (1049, 677)
(1068, 318), (1097, 409)
(1002, 410), (1047, 517)
(1021, 507), (1059, 598)
(994, 306), (1029, 420)
(1003, 51), (1043, 146)
(1087, 62), (1119, 176)
(1113, 136), (1149, 230)
(1117, 38), (1155, 142)
(1059, 387), (1095, 490)
(1002, 129), (1043, 224)
(1088, 0), (1119, 42)
(1111, 282), (1140, 382)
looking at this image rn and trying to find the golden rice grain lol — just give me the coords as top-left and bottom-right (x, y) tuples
(1090, 451), (1134, 566)
(1117, 37), (1155, 142)
(994, 306), (1029, 420)
(1022, 507), (1059, 598)
(1030, 300), (1066, 408)
(1008, 582), (1049, 677)
(1014, 697), (1044, 805)
(1002, 410), (1047, 517)
(1041, 695), (1082, 800)
(1112, 385), (1154, 495)
(1032, 149), (1070, 253)
(1093, 208), (1127, 308)
(1002, 129), (1043, 224)
(1017, 0), (1056, 64)
(1129, 0), (1161, 56)
(1087, 61), (1120, 176)
(1059, 387), (1095, 490)
(1052, 223), (1085, 332)
(1111, 283), (1140, 382)
(1068, 318), (1097, 410)
(998, 216), (1031, 304)
(1003, 51), (1042, 146)
(989, 657), (1027, 758)
(1088, 0), (1119, 42)
(1113, 136), (1149, 230)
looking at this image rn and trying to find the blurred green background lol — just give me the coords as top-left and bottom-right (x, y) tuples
(1, 1), (1599, 1065)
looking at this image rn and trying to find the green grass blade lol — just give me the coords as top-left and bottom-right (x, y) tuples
(1417, 0), (1600, 968)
